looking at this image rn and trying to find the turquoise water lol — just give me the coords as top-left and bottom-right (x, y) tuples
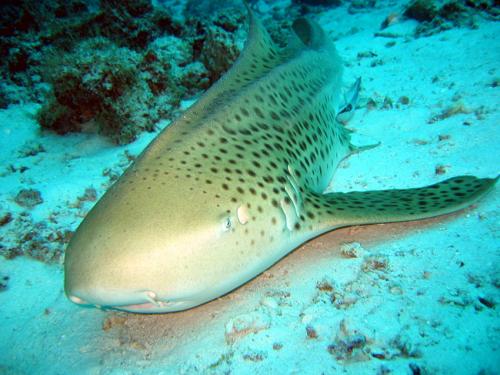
(0, 1), (498, 374)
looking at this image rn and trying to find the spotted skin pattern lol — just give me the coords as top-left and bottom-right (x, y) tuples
(64, 11), (497, 313)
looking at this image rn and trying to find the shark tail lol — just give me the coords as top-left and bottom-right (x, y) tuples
(310, 175), (497, 229)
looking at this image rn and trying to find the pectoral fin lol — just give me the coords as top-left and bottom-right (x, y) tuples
(336, 77), (362, 124)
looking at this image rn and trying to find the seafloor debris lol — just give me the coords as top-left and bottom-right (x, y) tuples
(362, 93), (410, 111)
(224, 310), (271, 344)
(411, 138), (429, 145)
(260, 289), (291, 315)
(316, 279), (334, 292)
(389, 334), (422, 358)
(382, 96), (393, 109)
(314, 278), (359, 309)
(0, 212), (13, 226)
(78, 187), (97, 203)
(428, 101), (470, 123)
(434, 164), (449, 175)
(325, 321), (426, 363)
(0, 275), (9, 291)
(409, 362), (423, 375)
(272, 342), (283, 350)
(378, 365), (392, 375)
(306, 324), (319, 339)
(1, 164), (28, 176)
(208, 351), (234, 370)
(477, 296), (495, 309)
(438, 134), (451, 141)
(69, 187), (98, 210)
(357, 50), (378, 59)
(381, 12), (402, 29)
(489, 77), (500, 87)
(242, 350), (267, 362)
(361, 254), (390, 273)
(14, 188), (43, 209)
(327, 320), (369, 362)
(438, 288), (474, 307)
(102, 314), (127, 332)
(399, 95), (410, 105)
(1, 212), (71, 263)
(18, 141), (46, 158)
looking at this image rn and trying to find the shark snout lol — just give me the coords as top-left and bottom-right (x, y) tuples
(65, 283), (145, 308)
(66, 286), (193, 312)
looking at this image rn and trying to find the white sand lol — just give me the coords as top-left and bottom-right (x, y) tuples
(0, 1), (498, 374)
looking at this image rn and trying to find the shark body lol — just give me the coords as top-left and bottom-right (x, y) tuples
(64, 11), (496, 313)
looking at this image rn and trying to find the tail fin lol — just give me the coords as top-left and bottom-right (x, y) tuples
(309, 176), (497, 229)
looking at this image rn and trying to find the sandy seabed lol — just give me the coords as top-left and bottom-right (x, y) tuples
(0, 1), (499, 374)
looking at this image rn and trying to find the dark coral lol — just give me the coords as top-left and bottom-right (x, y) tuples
(0, 0), (184, 141)
(199, 27), (242, 83)
(404, 0), (499, 36)
(439, 1), (469, 22)
(0, 1), (39, 37)
(94, 0), (182, 50)
(31, 0), (183, 51)
(37, 37), (180, 144)
(31, 1), (185, 143)
(348, 0), (377, 13)
(404, 0), (439, 22)
(14, 189), (43, 209)
(0, 1), (92, 104)
(184, 0), (245, 19)
(184, 0), (246, 85)
(1, 0), (250, 143)
(293, 0), (342, 6)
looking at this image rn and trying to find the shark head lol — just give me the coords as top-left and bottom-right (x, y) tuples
(64, 163), (291, 313)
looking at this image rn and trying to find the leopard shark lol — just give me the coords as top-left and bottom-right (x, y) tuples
(64, 9), (497, 313)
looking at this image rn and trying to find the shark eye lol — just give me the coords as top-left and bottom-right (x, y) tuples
(222, 217), (233, 232)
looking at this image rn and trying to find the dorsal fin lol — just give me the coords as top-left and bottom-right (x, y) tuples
(196, 7), (303, 114)
(142, 7), (290, 155)
(148, 7), (304, 146)
(217, 7), (281, 91)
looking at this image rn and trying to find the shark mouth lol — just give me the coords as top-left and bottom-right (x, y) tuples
(69, 290), (192, 313)
(115, 300), (188, 312)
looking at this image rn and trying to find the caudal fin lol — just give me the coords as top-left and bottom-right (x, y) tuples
(310, 176), (497, 229)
